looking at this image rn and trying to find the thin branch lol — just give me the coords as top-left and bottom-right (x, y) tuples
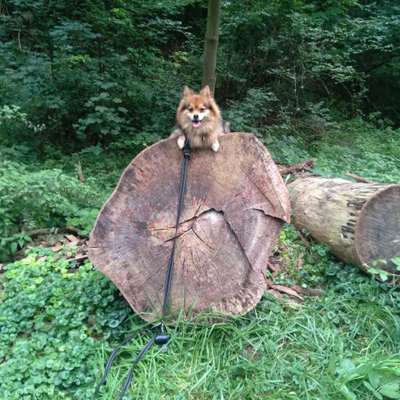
(346, 172), (376, 184)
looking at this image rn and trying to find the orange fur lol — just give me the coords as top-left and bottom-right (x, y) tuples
(171, 86), (225, 151)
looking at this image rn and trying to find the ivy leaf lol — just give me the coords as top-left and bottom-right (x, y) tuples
(379, 382), (400, 399)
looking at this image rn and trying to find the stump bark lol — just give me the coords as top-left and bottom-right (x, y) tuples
(89, 133), (290, 321)
(289, 177), (400, 273)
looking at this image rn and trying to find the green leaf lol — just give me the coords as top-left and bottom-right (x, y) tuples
(379, 271), (389, 281)
(379, 383), (400, 399)
(391, 257), (400, 271)
(10, 242), (18, 254)
(363, 380), (383, 400)
(339, 359), (356, 375)
(338, 383), (357, 400)
(368, 371), (381, 388)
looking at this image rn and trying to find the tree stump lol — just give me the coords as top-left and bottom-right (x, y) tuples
(89, 133), (290, 321)
(289, 177), (400, 274)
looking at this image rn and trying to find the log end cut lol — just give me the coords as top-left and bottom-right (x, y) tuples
(356, 185), (400, 273)
(89, 133), (290, 321)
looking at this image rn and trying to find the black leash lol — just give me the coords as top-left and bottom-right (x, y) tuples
(93, 141), (191, 399)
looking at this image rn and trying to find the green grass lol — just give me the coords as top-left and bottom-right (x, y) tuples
(268, 117), (400, 183)
(2, 229), (400, 399)
(1, 117), (400, 399)
(93, 229), (400, 400)
(311, 119), (400, 183)
(95, 299), (399, 400)
(84, 119), (395, 398)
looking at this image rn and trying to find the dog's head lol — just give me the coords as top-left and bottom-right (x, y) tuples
(177, 86), (220, 129)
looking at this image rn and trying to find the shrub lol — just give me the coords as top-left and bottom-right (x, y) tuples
(0, 160), (104, 260)
(0, 250), (131, 400)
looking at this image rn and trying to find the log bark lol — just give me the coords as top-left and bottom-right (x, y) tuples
(89, 133), (290, 321)
(289, 177), (400, 274)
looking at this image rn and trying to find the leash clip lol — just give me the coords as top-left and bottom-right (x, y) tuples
(154, 322), (170, 352)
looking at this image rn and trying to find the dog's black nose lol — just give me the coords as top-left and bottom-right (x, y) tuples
(193, 114), (199, 120)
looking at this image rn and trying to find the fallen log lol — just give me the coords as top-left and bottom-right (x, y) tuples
(89, 133), (290, 321)
(288, 177), (400, 274)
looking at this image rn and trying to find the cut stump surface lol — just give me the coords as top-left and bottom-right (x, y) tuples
(89, 133), (290, 321)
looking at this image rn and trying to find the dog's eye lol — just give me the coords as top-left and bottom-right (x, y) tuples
(188, 107), (194, 112)
(200, 107), (206, 112)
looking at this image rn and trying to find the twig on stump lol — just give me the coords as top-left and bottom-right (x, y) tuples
(277, 160), (314, 175)
(345, 172), (375, 184)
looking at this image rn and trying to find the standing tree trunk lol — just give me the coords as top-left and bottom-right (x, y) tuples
(289, 177), (400, 274)
(202, 0), (221, 93)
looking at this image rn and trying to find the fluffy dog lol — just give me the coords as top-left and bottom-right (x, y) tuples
(170, 86), (228, 152)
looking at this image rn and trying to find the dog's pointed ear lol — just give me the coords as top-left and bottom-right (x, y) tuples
(183, 86), (194, 97)
(200, 85), (212, 97)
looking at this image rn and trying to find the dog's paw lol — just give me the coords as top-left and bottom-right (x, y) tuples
(177, 136), (185, 149)
(211, 141), (220, 152)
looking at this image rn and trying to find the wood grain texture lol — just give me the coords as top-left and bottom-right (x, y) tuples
(289, 177), (400, 274)
(89, 133), (290, 321)
(356, 185), (400, 272)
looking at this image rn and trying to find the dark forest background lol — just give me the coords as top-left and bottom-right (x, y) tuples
(1, 0), (400, 259)
(1, 2), (400, 399)
(2, 0), (400, 150)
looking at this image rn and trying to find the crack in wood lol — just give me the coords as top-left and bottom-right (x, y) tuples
(150, 208), (217, 235)
(221, 212), (255, 273)
(191, 225), (215, 251)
